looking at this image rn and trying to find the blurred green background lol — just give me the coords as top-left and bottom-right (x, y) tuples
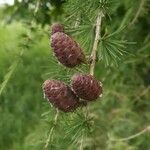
(0, 0), (150, 150)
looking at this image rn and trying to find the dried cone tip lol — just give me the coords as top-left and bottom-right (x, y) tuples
(51, 23), (64, 35)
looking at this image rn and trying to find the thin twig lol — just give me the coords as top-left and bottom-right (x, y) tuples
(110, 126), (150, 142)
(45, 109), (59, 149)
(90, 12), (103, 75)
(79, 130), (84, 150)
(74, 15), (80, 28)
(82, 12), (104, 143)
(84, 11), (104, 128)
(130, 0), (145, 26)
(138, 42), (150, 52)
(34, 0), (41, 15)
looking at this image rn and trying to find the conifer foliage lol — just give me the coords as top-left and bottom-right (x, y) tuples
(41, 0), (150, 149)
(0, 0), (149, 149)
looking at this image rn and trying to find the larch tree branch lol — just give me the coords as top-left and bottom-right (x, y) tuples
(90, 12), (103, 75)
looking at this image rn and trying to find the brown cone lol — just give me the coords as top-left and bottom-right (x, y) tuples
(51, 23), (64, 35)
(51, 32), (85, 68)
(71, 74), (102, 101)
(43, 79), (80, 112)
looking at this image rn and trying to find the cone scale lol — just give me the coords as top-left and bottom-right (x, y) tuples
(51, 24), (85, 68)
(71, 74), (102, 101)
(43, 80), (80, 112)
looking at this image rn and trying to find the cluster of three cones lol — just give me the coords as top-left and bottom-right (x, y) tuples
(43, 24), (103, 112)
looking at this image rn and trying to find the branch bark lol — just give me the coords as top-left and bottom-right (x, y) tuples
(90, 12), (103, 75)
